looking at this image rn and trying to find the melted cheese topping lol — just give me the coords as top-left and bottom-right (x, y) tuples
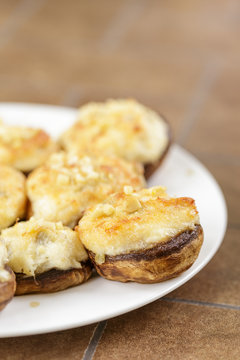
(0, 218), (88, 276)
(78, 186), (200, 261)
(0, 165), (27, 231)
(0, 241), (10, 281)
(60, 99), (169, 164)
(0, 120), (58, 172)
(27, 152), (145, 227)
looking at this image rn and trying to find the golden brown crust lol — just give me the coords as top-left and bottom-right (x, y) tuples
(60, 100), (170, 166)
(0, 266), (16, 311)
(0, 123), (58, 172)
(88, 225), (203, 283)
(78, 187), (199, 258)
(144, 116), (172, 179)
(15, 261), (92, 295)
(27, 152), (145, 227)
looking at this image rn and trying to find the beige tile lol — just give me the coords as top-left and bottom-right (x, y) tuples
(118, 0), (240, 61)
(60, 54), (204, 138)
(3, 0), (129, 51)
(0, 75), (66, 105)
(93, 300), (240, 360)
(0, 48), (203, 140)
(0, 0), (141, 91)
(0, 42), (203, 92)
(184, 64), (240, 158)
(0, 324), (95, 360)
(167, 227), (240, 305)
(0, 0), (20, 27)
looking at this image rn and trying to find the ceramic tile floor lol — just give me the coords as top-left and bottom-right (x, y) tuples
(0, 0), (239, 359)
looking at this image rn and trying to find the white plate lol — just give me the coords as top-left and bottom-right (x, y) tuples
(0, 103), (227, 338)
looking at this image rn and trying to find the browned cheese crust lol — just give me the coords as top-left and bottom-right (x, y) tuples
(60, 100), (171, 175)
(88, 225), (203, 283)
(15, 261), (92, 295)
(0, 266), (16, 311)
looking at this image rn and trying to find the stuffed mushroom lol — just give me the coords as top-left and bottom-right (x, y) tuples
(0, 218), (92, 295)
(59, 99), (171, 179)
(27, 152), (145, 228)
(77, 186), (203, 283)
(0, 120), (58, 172)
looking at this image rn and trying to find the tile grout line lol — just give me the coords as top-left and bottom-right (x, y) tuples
(82, 321), (107, 360)
(98, 0), (147, 53)
(0, 0), (46, 49)
(163, 297), (240, 311)
(228, 223), (240, 230)
(177, 60), (221, 146)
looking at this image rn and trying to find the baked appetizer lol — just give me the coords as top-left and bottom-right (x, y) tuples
(77, 186), (204, 283)
(0, 165), (27, 231)
(27, 152), (145, 227)
(0, 241), (16, 311)
(59, 99), (171, 178)
(0, 218), (91, 295)
(0, 119), (57, 172)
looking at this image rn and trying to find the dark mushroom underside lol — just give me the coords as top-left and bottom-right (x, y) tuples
(89, 225), (203, 283)
(15, 261), (92, 295)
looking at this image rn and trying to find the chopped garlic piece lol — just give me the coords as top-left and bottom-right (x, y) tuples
(125, 196), (142, 213)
